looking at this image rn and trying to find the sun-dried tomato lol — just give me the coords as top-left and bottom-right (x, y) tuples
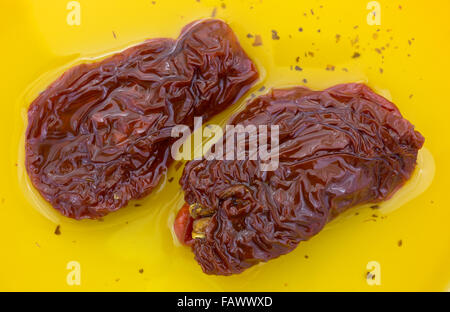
(25, 19), (258, 219)
(174, 203), (194, 246)
(179, 83), (424, 275)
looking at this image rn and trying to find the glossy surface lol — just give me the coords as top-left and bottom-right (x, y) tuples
(180, 84), (424, 275)
(25, 19), (258, 219)
(1, 0), (448, 291)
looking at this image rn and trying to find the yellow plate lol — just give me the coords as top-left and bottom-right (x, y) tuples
(1, 0), (449, 291)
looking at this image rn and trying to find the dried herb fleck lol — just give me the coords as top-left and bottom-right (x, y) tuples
(271, 30), (280, 40)
(366, 272), (375, 280)
(54, 225), (61, 235)
(175, 162), (183, 171)
(335, 34), (341, 43)
(252, 35), (262, 46)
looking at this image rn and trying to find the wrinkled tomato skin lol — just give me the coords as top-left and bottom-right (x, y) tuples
(180, 83), (424, 275)
(25, 19), (258, 219)
(174, 204), (194, 246)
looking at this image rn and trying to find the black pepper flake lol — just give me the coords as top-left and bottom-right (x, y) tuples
(246, 33), (253, 38)
(252, 35), (262, 46)
(271, 30), (280, 40)
(304, 255), (309, 259)
(168, 177), (174, 183)
(152, 1), (156, 4)
(409, 94), (413, 99)
(352, 52), (361, 58)
(139, 268), (144, 274)
(295, 56), (300, 62)
(298, 27), (303, 32)
(302, 78), (308, 83)
(398, 240), (403, 247)
(112, 31), (117, 39)
(310, 9), (314, 15)
(54, 225), (61, 235)
(295, 66), (302, 71)
(258, 86), (266, 92)
(325, 64), (335, 71)
(135, 203), (142, 207)
(379, 68), (384, 74)
(317, 29), (321, 33)
(370, 204), (380, 209)
(308, 51), (315, 57)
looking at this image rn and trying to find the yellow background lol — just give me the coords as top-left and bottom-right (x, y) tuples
(1, 0), (449, 291)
